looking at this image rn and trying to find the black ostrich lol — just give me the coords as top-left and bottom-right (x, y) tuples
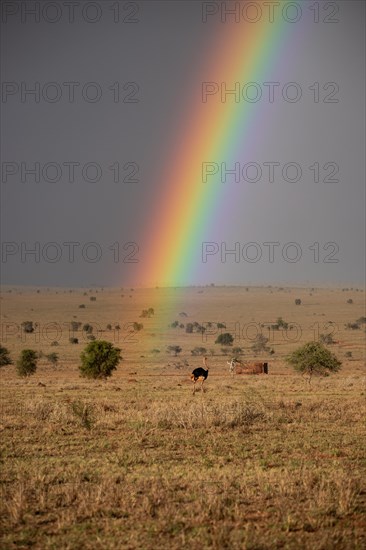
(191, 356), (209, 394)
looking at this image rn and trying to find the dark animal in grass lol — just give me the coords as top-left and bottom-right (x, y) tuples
(191, 356), (209, 394)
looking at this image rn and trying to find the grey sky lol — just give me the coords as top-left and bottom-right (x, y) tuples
(1, 1), (365, 287)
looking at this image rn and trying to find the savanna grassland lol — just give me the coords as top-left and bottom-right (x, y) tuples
(0, 285), (365, 549)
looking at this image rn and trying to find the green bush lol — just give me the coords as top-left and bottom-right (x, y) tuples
(79, 340), (121, 379)
(346, 323), (360, 330)
(16, 349), (38, 377)
(286, 341), (341, 382)
(167, 345), (182, 357)
(46, 352), (58, 366)
(320, 333), (335, 345)
(251, 334), (269, 354)
(191, 347), (207, 356)
(21, 321), (34, 333)
(0, 345), (12, 367)
(140, 308), (154, 318)
(276, 317), (289, 329)
(215, 333), (234, 346)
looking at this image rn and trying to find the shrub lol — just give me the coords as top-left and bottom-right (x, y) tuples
(347, 299), (353, 304)
(185, 323), (193, 334)
(79, 340), (121, 379)
(320, 333), (335, 345)
(196, 324), (206, 334)
(232, 347), (243, 355)
(171, 321), (179, 328)
(16, 349), (38, 377)
(276, 317), (289, 329)
(345, 351), (352, 358)
(356, 316), (366, 325)
(251, 334), (270, 354)
(167, 345), (182, 357)
(295, 299), (301, 305)
(106, 324), (112, 330)
(79, 304), (86, 309)
(0, 345), (12, 367)
(217, 322), (226, 329)
(133, 322), (143, 332)
(191, 347), (207, 356)
(21, 321), (34, 333)
(345, 323), (360, 330)
(69, 337), (79, 344)
(71, 321), (82, 332)
(83, 323), (93, 334)
(215, 333), (234, 346)
(46, 352), (58, 366)
(286, 341), (341, 382)
(140, 308), (154, 318)
(90, 296), (97, 301)
(51, 341), (59, 346)
(151, 349), (160, 354)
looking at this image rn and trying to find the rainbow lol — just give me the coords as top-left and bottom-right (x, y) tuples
(139, 6), (292, 288)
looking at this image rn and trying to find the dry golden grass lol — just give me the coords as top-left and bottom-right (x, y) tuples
(0, 285), (365, 548)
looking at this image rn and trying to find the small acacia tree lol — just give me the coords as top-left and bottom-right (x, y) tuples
(0, 345), (12, 367)
(191, 347), (207, 356)
(286, 341), (341, 383)
(251, 334), (270, 354)
(79, 340), (121, 379)
(46, 352), (59, 367)
(215, 333), (234, 346)
(21, 321), (34, 333)
(167, 345), (182, 357)
(16, 349), (38, 377)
